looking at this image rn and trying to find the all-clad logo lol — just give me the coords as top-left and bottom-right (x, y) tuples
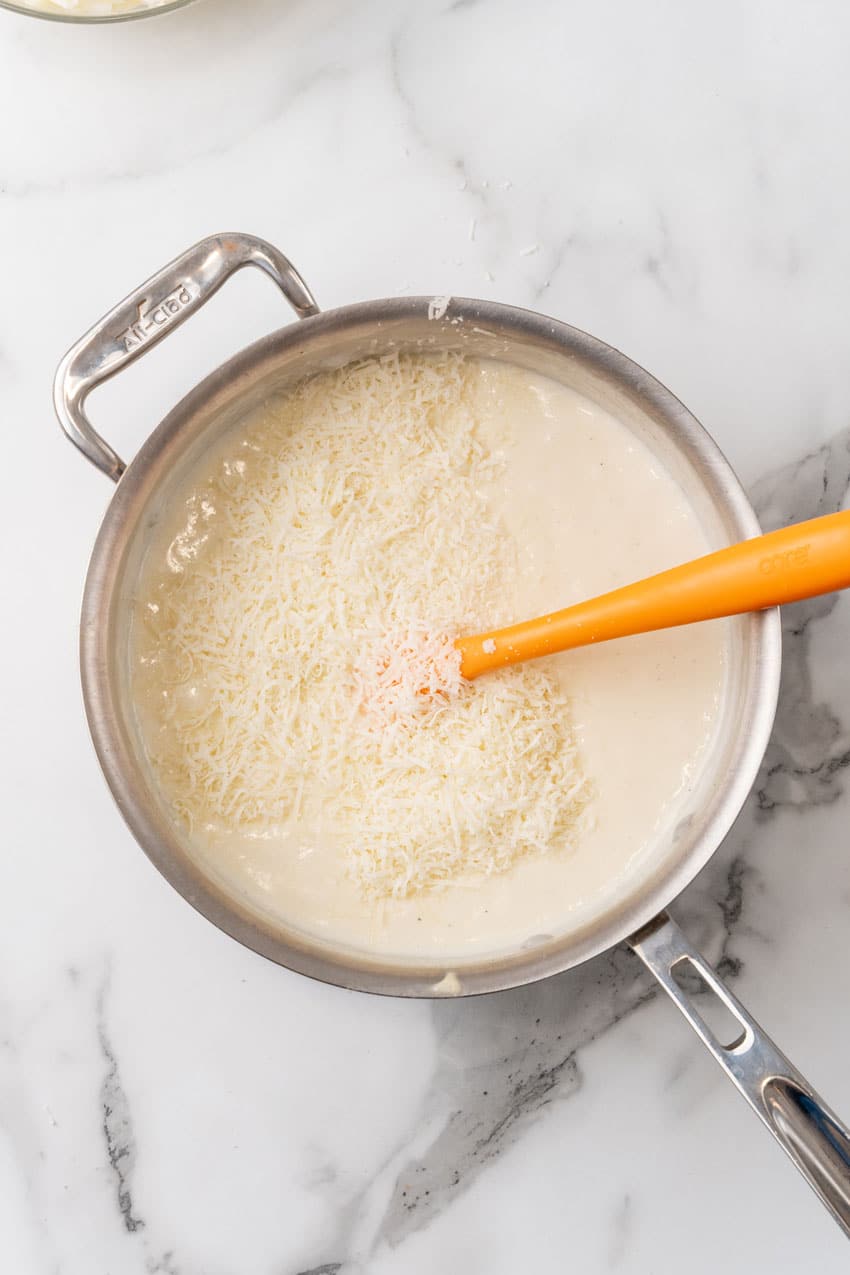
(118, 281), (195, 353)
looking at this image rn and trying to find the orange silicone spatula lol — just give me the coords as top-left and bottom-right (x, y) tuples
(456, 508), (850, 680)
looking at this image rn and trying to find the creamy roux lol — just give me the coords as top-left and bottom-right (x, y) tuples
(132, 361), (726, 962)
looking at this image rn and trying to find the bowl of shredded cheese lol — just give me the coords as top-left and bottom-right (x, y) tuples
(0, 0), (197, 20)
(56, 232), (779, 997)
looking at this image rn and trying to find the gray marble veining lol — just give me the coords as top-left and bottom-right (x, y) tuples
(98, 975), (144, 1234)
(2, 2), (850, 1272)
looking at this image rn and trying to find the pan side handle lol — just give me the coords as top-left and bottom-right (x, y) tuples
(54, 232), (319, 482)
(629, 910), (850, 1237)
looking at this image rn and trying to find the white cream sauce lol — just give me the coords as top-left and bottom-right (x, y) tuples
(131, 360), (727, 962)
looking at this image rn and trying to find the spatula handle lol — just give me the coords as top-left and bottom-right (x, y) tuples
(458, 509), (850, 679)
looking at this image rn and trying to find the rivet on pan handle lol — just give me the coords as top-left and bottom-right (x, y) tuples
(630, 911), (850, 1236)
(54, 233), (320, 483)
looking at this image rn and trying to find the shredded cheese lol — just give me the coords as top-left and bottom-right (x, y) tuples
(18, 0), (168, 12)
(354, 625), (463, 729)
(133, 352), (590, 899)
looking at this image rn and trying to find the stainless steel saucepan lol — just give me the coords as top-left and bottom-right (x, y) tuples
(55, 232), (850, 1233)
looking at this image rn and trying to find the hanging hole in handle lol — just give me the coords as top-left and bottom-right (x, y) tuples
(670, 956), (750, 1051)
(92, 268), (296, 475)
(56, 233), (318, 482)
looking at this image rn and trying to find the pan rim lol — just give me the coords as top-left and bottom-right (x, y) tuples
(79, 295), (782, 997)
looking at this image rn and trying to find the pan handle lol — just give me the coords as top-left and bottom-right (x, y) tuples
(629, 911), (850, 1236)
(54, 232), (320, 483)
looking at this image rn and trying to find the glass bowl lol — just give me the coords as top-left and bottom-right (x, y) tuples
(0, 0), (197, 20)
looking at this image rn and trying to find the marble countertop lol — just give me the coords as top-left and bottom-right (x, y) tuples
(2, 1), (850, 1270)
